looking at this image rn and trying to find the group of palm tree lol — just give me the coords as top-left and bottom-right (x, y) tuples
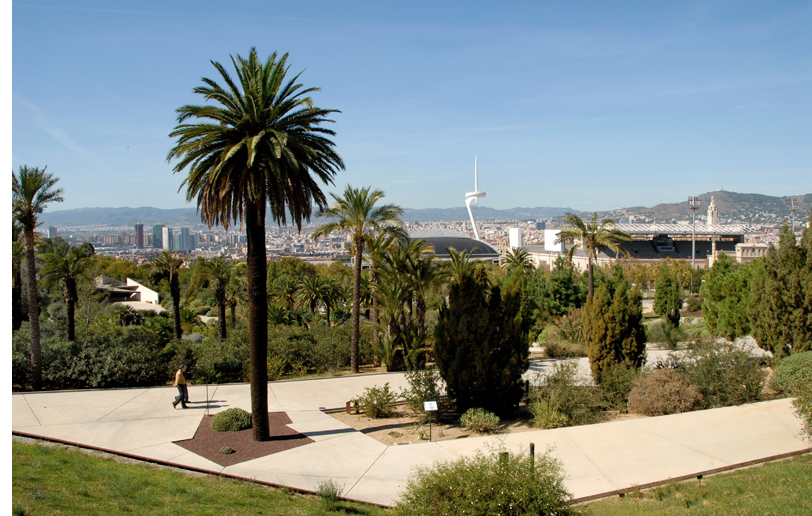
(14, 48), (632, 442)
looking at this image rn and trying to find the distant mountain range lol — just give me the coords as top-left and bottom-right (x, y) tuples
(38, 190), (810, 228)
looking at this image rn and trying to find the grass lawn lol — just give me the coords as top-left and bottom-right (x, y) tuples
(11, 440), (388, 516)
(12, 439), (811, 515)
(575, 453), (812, 516)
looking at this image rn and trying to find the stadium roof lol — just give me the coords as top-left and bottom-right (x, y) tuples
(409, 231), (500, 260)
(612, 223), (753, 237)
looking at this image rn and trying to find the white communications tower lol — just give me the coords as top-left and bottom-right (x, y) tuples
(465, 156), (486, 240)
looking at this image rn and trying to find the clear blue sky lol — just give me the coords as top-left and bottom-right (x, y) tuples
(12, 1), (812, 213)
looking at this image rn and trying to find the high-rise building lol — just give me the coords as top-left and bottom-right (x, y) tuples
(180, 227), (191, 252)
(48, 226), (58, 239)
(134, 224), (144, 249)
(153, 224), (164, 249)
(162, 227), (173, 251)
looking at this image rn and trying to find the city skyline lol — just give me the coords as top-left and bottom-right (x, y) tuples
(12, 1), (812, 214)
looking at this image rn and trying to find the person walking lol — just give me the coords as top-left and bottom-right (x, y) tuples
(172, 364), (188, 409)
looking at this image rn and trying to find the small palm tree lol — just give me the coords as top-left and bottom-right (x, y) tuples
(12, 165), (64, 390)
(150, 251), (185, 340)
(189, 256), (233, 341)
(312, 185), (405, 372)
(500, 247), (534, 274)
(40, 243), (94, 341)
(556, 213), (631, 299)
(364, 231), (398, 344)
(444, 246), (481, 285)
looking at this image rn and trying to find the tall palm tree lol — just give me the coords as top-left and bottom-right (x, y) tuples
(12, 223), (24, 332)
(500, 247), (534, 274)
(12, 165), (64, 390)
(40, 244), (94, 341)
(189, 256), (233, 341)
(313, 185), (405, 373)
(150, 251), (185, 340)
(364, 231), (398, 348)
(556, 213), (631, 299)
(296, 274), (328, 316)
(167, 49), (343, 441)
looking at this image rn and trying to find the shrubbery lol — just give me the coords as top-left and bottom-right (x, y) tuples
(598, 362), (642, 411)
(459, 408), (500, 434)
(394, 447), (570, 516)
(770, 351), (812, 395)
(355, 383), (397, 419)
(529, 361), (605, 428)
(628, 369), (705, 416)
(402, 368), (448, 419)
(211, 408), (252, 432)
(13, 322), (169, 389)
(668, 340), (765, 408)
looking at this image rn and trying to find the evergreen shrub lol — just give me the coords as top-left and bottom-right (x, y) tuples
(599, 362), (642, 411)
(459, 408), (500, 434)
(211, 408), (252, 432)
(394, 448), (570, 516)
(627, 369), (705, 416)
(770, 351), (812, 395)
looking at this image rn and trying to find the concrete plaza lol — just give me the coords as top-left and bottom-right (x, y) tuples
(12, 367), (810, 507)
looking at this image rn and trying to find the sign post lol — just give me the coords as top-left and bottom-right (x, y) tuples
(423, 401), (438, 441)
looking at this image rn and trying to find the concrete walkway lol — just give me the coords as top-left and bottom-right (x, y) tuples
(12, 370), (810, 507)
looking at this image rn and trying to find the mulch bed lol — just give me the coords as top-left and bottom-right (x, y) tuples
(174, 412), (313, 467)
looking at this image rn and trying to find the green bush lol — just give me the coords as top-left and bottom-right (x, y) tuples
(355, 383), (397, 418)
(628, 369), (705, 416)
(666, 340), (766, 408)
(459, 408), (501, 434)
(402, 368), (448, 418)
(793, 383), (812, 442)
(599, 362), (642, 411)
(394, 448), (570, 516)
(528, 398), (569, 429)
(211, 408), (252, 432)
(316, 479), (343, 511)
(530, 361), (605, 428)
(219, 446), (235, 455)
(770, 351), (812, 395)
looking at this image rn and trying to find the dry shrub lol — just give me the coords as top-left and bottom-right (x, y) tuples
(628, 369), (705, 416)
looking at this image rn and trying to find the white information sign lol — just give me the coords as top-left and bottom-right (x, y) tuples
(423, 401), (438, 411)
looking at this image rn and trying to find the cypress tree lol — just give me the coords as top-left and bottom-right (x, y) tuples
(583, 281), (647, 384)
(702, 253), (753, 340)
(434, 269), (529, 416)
(653, 266), (681, 328)
(749, 220), (812, 358)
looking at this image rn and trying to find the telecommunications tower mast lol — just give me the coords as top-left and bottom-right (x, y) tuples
(465, 156), (486, 240)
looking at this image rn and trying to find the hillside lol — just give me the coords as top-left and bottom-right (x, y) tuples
(37, 191), (810, 228)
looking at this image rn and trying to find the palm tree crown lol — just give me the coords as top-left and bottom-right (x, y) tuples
(12, 165), (64, 390)
(312, 185), (405, 372)
(556, 212), (631, 298)
(167, 48), (343, 441)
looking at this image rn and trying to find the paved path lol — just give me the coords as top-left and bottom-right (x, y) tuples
(12, 369), (810, 507)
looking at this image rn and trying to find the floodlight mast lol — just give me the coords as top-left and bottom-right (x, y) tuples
(785, 196), (798, 242)
(465, 156), (486, 240)
(689, 196), (700, 295)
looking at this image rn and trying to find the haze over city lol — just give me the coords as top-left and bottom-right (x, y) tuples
(12, 1), (812, 214)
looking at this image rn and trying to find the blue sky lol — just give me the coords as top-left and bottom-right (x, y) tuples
(11, 1), (812, 213)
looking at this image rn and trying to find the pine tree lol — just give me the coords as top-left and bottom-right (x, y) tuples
(583, 281), (647, 384)
(434, 269), (529, 416)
